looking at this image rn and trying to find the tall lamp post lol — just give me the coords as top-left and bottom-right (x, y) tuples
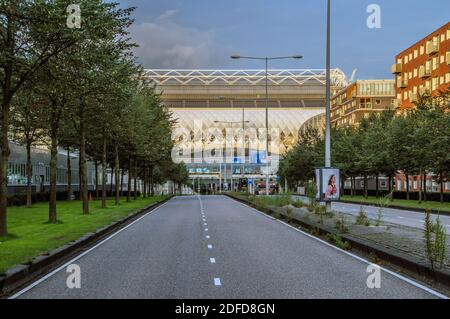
(325, 0), (332, 212)
(230, 55), (302, 195)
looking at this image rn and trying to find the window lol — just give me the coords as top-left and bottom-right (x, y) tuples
(432, 56), (439, 70)
(409, 53), (413, 61)
(404, 55), (408, 64)
(446, 73), (450, 83)
(375, 99), (381, 105)
(440, 55), (445, 63)
(380, 180), (387, 188)
(420, 45), (424, 55)
(359, 98), (371, 108)
(414, 50), (418, 59)
(432, 77), (438, 91)
(413, 68), (418, 77)
(441, 33), (446, 42)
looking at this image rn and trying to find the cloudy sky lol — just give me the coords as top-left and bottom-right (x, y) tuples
(118, 0), (449, 79)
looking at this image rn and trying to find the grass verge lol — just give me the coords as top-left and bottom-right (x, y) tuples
(341, 195), (450, 213)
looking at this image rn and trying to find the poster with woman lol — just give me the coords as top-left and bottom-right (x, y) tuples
(315, 168), (340, 201)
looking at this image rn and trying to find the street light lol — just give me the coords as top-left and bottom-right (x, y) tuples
(325, 0), (332, 212)
(230, 54), (303, 195)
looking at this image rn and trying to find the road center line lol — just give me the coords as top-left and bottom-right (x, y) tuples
(214, 278), (222, 286)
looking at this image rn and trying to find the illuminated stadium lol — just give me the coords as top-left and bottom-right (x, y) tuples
(143, 69), (348, 192)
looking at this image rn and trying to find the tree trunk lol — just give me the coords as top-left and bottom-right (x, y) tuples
(350, 176), (354, 197)
(0, 92), (12, 236)
(120, 167), (124, 196)
(95, 161), (99, 199)
(67, 148), (72, 200)
(114, 142), (120, 205)
(440, 170), (444, 203)
(375, 175), (379, 198)
(133, 157), (137, 200)
(151, 169), (155, 197)
(143, 167), (147, 198)
(423, 173), (427, 201)
(101, 135), (107, 208)
(26, 139), (33, 207)
(388, 174), (393, 201)
(363, 175), (368, 199)
(406, 173), (410, 200)
(110, 163), (114, 194)
(127, 154), (132, 202)
(49, 134), (58, 223)
(79, 116), (89, 214)
(418, 169), (423, 203)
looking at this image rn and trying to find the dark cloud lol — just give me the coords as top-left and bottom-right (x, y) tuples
(130, 10), (230, 68)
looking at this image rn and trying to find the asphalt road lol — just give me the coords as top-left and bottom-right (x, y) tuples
(292, 195), (450, 231)
(12, 196), (446, 299)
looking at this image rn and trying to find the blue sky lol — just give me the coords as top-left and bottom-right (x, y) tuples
(118, 0), (449, 80)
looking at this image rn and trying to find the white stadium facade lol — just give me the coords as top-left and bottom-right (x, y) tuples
(143, 69), (348, 193)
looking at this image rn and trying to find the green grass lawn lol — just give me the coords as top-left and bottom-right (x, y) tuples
(0, 196), (167, 275)
(341, 195), (450, 213)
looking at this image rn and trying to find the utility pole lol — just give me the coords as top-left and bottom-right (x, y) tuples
(325, 0), (332, 212)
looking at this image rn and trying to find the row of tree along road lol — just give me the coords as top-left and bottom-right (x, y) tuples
(0, 1), (188, 237)
(279, 92), (449, 203)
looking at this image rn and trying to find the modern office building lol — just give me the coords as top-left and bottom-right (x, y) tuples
(143, 69), (348, 191)
(392, 21), (450, 109)
(330, 80), (396, 128)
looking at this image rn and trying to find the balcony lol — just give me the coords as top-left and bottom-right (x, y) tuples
(397, 78), (408, 88)
(409, 92), (418, 103)
(391, 63), (402, 74)
(419, 66), (431, 79)
(446, 52), (450, 65)
(426, 42), (438, 55)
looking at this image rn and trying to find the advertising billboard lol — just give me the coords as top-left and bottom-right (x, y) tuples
(315, 168), (340, 201)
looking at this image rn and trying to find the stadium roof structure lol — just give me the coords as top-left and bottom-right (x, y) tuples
(142, 69), (348, 87)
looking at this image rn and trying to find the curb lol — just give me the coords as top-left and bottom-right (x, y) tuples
(226, 194), (450, 289)
(0, 196), (173, 297)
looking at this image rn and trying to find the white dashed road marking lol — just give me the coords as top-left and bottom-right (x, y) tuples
(214, 278), (222, 286)
(210, 258), (216, 263)
(208, 244), (212, 249)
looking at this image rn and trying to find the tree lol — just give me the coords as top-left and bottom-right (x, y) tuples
(10, 82), (45, 207)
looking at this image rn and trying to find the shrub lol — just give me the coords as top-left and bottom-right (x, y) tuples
(335, 216), (349, 233)
(424, 210), (447, 270)
(326, 234), (351, 250)
(291, 200), (303, 208)
(355, 206), (371, 226)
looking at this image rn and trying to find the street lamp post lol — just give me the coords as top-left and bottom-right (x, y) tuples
(231, 55), (302, 195)
(325, 0), (332, 212)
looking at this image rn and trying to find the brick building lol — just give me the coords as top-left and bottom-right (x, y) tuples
(330, 80), (396, 127)
(392, 22), (450, 109)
